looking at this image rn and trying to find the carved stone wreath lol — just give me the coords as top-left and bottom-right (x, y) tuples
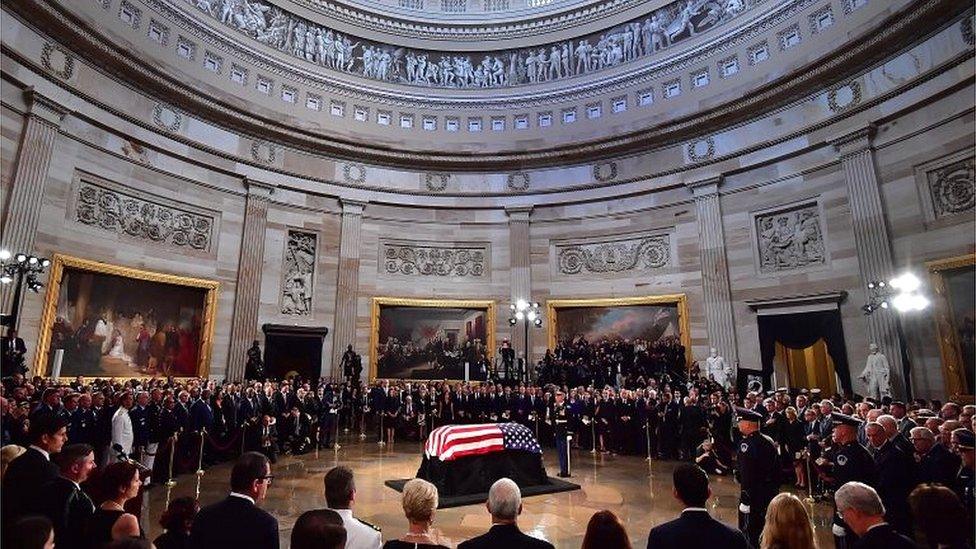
(557, 235), (670, 275)
(40, 42), (75, 80)
(962, 17), (975, 47)
(343, 163), (367, 184)
(929, 158), (976, 217)
(250, 141), (277, 164)
(593, 162), (618, 183)
(424, 172), (450, 192)
(507, 172), (530, 192)
(827, 81), (862, 113)
(686, 137), (716, 162)
(384, 244), (486, 277)
(152, 103), (183, 132)
(76, 182), (213, 251)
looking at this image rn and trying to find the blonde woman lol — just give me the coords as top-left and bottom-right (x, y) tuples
(385, 478), (452, 549)
(0, 444), (26, 479)
(759, 492), (817, 549)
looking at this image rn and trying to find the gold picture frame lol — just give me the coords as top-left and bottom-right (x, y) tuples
(369, 297), (496, 381)
(546, 294), (693, 368)
(34, 254), (220, 379)
(927, 253), (975, 399)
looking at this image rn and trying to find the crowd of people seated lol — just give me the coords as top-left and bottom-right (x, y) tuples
(1, 335), (974, 548)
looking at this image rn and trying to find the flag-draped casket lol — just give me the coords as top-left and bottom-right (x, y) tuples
(417, 423), (550, 496)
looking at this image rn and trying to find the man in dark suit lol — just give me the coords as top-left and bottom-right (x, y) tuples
(1, 414), (68, 523)
(189, 451), (279, 549)
(38, 443), (97, 549)
(866, 421), (916, 536)
(834, 481), (915, 549)
(1, 328), (27, 377)
(458, 478), (553, 549)
(911, 426), (960, 486)
(646, 463), (749, 549)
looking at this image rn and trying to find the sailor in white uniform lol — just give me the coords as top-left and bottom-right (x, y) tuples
(324, 465), (382, 549)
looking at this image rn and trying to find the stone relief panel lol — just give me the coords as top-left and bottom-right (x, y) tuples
(74, 176), (216, 252)
(753, 202), (826, 273)
(382, 241), (487, 277)
(177, 0), (752, 89)
(915, 151), (976, 224)
(281, 230), (317, 315)
(555, 234), (671, 276)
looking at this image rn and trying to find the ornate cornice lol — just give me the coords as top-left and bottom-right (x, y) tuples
(2, 0), (967, 172)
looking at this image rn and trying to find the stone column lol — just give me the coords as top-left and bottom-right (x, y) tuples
(506, 206), (534, 373)
(831, 125), (906, 397)
(331, 199), (366, 379)
(226, 179), (274, 381)
(0, 88), (69, 321)
(687, 176), (739, 368)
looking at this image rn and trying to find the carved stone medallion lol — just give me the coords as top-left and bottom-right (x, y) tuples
(687, 137), (716, 162)
(507, 172), (530, 191)
(343, 163), (367, 184)
(250, 141), (277, 164)
(152, 103), (183, 132)
(928, 158), (975, 217)
(593, 162), (618, 183)
(424, 172), (450, 192)
(41, 43), (75, 81)
(827, 81), (862, 113)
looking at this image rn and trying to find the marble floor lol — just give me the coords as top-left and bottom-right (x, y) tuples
(143, 433), (836, 548)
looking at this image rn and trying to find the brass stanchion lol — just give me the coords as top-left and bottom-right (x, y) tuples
(645, 420), (653, 462)
(334, 411), (342, 452)
(378, 411), (386, 446)
(164, 433), (178, 488)
(240, 422), (248, 455)
(804, 452), (816, 504)
(195, 428), (206, 476)
(590, 419), (597, 454)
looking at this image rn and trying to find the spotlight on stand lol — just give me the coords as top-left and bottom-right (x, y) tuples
(863, 271), (929, 316)
(508, 299), (543, 383)
(0, 250), (52, 328)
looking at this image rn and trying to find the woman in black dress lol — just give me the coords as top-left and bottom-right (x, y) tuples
(88, 462), (143, 547)
(384, 478), (451, 549)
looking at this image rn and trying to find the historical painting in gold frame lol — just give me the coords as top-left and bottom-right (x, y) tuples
(546, 294), (693, 371)
(369, 297), (496, 381)
(928, 254), (975, 398)
(34, 254), (219, 379)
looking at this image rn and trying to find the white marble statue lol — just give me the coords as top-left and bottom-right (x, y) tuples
(704, 347), (732, 387)
(858, 343), (891, 400)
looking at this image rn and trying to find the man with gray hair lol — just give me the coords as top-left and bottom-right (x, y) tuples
(834, 481), (915, 548)
(458, 478), (553, 549)
(911, 425), (959, 486)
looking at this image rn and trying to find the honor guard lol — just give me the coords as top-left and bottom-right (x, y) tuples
(553, 390), (571, 477)
(734, 407), (779, 547)
(816, 412), (877, 549)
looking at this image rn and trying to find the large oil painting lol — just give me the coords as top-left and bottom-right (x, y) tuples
(930, 255), (976, 397)
(35, 255), (218, 378)
(546, 295), (692, 373)
(370, 298), (495, 380)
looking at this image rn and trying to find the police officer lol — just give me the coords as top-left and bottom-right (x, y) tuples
(734, 407), (779, 547)
(816, 412), (878, 549)
(553, 390), (571, 478)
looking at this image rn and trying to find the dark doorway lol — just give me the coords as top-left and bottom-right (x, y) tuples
(756, 309), (852, 395)
(262, 324), (329, 380)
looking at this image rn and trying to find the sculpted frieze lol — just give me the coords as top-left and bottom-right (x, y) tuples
(383, 242), (487, 277)
(75, 181), (214, 252)
(556, 234), (671, 275)
(754, 203), (825, 273)
(281, 230), (317, 315)
(178, 0), (752, 90)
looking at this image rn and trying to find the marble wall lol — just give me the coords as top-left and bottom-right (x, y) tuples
(1, 8), (973, 400)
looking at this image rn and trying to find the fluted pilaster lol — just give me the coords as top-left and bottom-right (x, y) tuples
(831, 125), (907, 397)
(0, 88), (68, 321)
(687, 176), (739, 367)
(226, 180), (273, 381)
(505, 206), (533, 304)
(331, 199), (366, 379)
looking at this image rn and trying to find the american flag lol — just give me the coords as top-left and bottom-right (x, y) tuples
(425, 422), (542, 462)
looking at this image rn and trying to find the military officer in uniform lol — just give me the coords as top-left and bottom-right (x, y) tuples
(734, 407), (779, 547)
(816, 412), (878, 549)
(553, 390), (571, 478)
